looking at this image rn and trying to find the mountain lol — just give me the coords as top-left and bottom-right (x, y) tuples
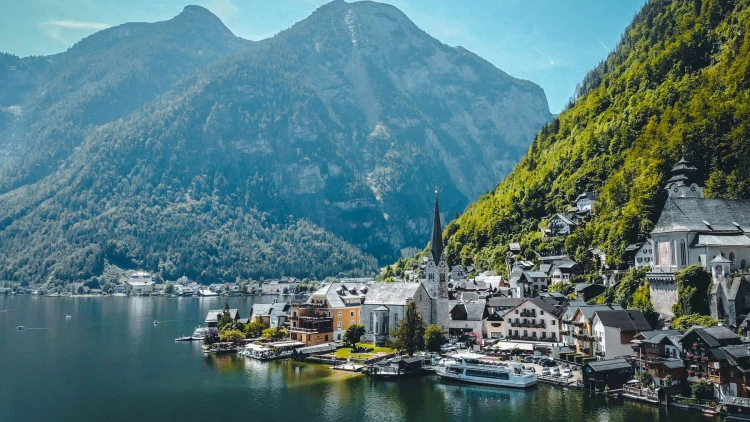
(442, 0), (750, 274)
(0, 5), (251, 188)
(0, 1), (551, 285)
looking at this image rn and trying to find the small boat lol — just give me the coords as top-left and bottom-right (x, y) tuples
(191, 326), (209, 340)
(16, 326), (24, 331)
(153, 320), (159, 325)
(175, 336), (193, 342)
(65, 315), (72, 319)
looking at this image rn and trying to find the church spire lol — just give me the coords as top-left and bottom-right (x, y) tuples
(431, 187), (443, 263)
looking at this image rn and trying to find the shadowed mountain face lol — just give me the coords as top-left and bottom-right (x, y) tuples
(0, 1), (551, 284)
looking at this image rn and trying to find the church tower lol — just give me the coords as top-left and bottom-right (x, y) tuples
(423, 189), (450, 333)
(424, 189), (449, 299)
(664, 157), (704, 198)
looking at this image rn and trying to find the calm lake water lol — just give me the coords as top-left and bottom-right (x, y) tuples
(0, 295), (716, 422)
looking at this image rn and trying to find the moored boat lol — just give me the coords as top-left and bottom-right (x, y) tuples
(174, 336), (193, 342)
(435, 353), (537, 388)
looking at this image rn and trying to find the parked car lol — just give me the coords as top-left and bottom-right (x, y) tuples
(523, 356), (536, 363)
(541, 359), (557, 368)
(562, 369), (573, 378)
(541, 367), (551, 376)
(551, 366), (561, 376)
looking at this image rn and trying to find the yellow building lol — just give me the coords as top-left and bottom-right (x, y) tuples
(289, 283), (367, 346)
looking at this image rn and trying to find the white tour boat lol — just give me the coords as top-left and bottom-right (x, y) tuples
(435, 353), (537, 388)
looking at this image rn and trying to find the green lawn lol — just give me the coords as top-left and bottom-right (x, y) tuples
(334, 343), (395, 359)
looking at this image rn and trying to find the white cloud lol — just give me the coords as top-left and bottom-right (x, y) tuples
(46, 20), (112, 30)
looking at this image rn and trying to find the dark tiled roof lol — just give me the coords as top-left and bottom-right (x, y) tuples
(682, 326), (742, 348)
(593, 310), (652, 332)
(652, 197), (750, 234)
(585, 358), (632, 372)
(662, 359), (684, 369)
(487, 297), (524, 309)
(527, 297), (567, 318)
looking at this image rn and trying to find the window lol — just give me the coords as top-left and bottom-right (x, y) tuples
(730, 252), (736, 263)
(515, 310), (519, 314)
(338, 311), (342, 318)
(337, 322), (342, 329)
(540, 311), (544, 315)
(325, 335), (328, 341)
(552, 320), (555, 325)
(370, 313), (374, 332)
(680, 240), (687, 266)
(350, 311), (355, 317)
(394, 314), (399, 329)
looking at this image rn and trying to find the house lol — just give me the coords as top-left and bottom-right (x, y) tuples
(631, 330), (684, 386)
(485, 297), (524, 339)
(582, 358), (635, 390)
(503, 297), (566, 343)
(550, 260), (582, 284)
(361, 282), (432, 346)
(563, 303), (623, 357)
(289, 283), (366, 346)
(250, 300), (290, 329)
(261, 280), (300, 295)
(591, 310), (652, 359)
(205, 309), (241, 328)
(625, 240), (655, 270)
(447, 301), (488, 338)
(508, 268), (550, 298)
(679, 326), (744, 399)
(509, 242), (522, 255)
(709, 254), (750, 327)
(574, 191), (598, 215)
(127, 271), (154, 294)
(545, 213), (577, 237)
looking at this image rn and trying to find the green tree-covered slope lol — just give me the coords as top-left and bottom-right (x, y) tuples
(444, 0), (750, 273)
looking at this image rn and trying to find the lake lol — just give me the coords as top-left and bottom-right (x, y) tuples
(0, 295), (714, 421)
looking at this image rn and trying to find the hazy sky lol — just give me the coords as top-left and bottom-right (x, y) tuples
(0, 0), (645, 113)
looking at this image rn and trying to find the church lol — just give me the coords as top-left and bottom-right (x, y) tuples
(361, 191), (451, 345)
(647, 158), (750, 316)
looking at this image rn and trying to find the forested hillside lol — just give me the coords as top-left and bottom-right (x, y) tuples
(443, 0), (750, 274)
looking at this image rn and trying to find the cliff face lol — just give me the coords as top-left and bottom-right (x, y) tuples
(0, 1), (552, 283)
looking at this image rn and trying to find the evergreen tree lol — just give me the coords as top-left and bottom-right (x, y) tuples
(393, 301), (426, 356)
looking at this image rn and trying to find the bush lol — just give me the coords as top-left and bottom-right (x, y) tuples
(692, 379), (713, 400)
(424, 324), (446, 352)
(671, 314), (721, 333)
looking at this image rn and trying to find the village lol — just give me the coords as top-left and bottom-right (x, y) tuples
(162, 158), (750, 419)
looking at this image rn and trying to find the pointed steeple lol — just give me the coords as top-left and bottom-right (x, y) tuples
(431, 187), (443, 263)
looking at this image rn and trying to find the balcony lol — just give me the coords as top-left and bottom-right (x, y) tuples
(520, 310), (537, 318)
(510, 321), (546, 328)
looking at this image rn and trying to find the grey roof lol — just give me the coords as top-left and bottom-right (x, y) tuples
(638, 329), (681, 341)
(682, 326), (742, 348)
(575, 304), (623, 321)
(487, 297), (524, 309)
(525, 271), (549, 279)
(552, 213), (577, 226)
(509, 242), (521, 251)
(593, 310), (652, 332)
(585, 358), (632, 372)
(310, 283), (367, 308)
(251, 304), (273, 317)
(652, 197), (750, 234)
(576, 192), (597, 201)
(450, 301), (487, 321)
(459, 291), (479, 301)
(696, 234), (750, 247)
(364, 282), (423, 306)
(206, 309), (240, 322)
(539, 264), (552, 274)
(526, 297), (567, 318)
(662, 359), (684, 369)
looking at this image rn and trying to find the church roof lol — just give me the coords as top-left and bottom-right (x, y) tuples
(651, 197), (750, 234)
(364, 283), (423, 306)
(695, 234), (750, 247)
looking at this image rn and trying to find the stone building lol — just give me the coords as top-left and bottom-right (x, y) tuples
(647, 158), (750, 316)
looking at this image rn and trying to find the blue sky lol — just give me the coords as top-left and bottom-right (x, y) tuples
(0, 0), (645, 113)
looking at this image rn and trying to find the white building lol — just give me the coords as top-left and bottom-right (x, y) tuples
(591, 309), (652, 359)
(503, 297), (565, 343)
(127, 271), (154, 294)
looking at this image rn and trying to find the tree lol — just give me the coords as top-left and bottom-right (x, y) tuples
(548, 282), (575, 296)
(262, 327), (289, 341)
(343, 324), (366, 347)
(244, 318), (266, 338)
(218, 310), (234, 331)
(164, 283), (174, 294)
(692, 379), (713, 400)
(636, 371), (654, 386)
(393, 301), (426, 356)
(631, 282), (659, 327)
(424, 324), (446, 352)
(220, 329), (245, 343)
(673, 265), (712, 317)
(671, 314), (721, 333)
